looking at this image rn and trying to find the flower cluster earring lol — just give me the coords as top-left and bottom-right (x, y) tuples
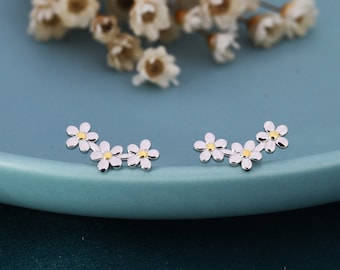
(66, 122), (159, 172)
(193, 121), (289, 171)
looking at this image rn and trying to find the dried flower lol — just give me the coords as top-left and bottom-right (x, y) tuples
(107, 33), (143, 71)
(247, 13), (285, 48)
(132, 46), (181, 89)
(175, 6), (203, 34)
(28, 1), (67, 41)
(281, 0), (318, 39)
(129, 0), (171, 42)
(207, 32), (240, 63)
(54, 0), (100, 29)
(90, 15), (120, 44)
(200, 0), (246, 31)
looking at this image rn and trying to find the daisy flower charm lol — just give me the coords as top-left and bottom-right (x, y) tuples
(194, 132), (228, 163)
(90, 141), (123, 172)
(256, 121), (289, 153)
(66, 122), (99, 153)
(126, 139), (160, 170)
(228, 140), (263, 171)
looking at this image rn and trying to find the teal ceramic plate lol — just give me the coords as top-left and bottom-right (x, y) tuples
(0, 1), (339, 219)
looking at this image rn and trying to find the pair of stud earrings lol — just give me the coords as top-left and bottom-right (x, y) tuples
(66, 122), (159, 172)
(194, 121), (289, 171)
(66, 120), (288, 172)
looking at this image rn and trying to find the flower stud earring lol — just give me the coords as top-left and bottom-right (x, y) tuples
(66, 122), (99, 153)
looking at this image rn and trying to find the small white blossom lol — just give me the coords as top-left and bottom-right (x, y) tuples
(247, 13), (285, 48)
(256, 121), (289, 153)
(228, 140), (263, 171)
(281, 0), (318, 39)
(28, 1), (67, 41)
(129, 0), (171, 42)
(200, 0), (245, 31)
(107, 33), (143, 72)
(54, 0), (100, 29)
(90, 15), (120, 44)
(132, 46), (181, 89)
(208, 32), (240, 63)
(176, 6), (203, 33)
(66, 122), (99, 152)
(194, 132), (228, 163)
(90, 141), (123, 172)
(126, 139), (160, 170)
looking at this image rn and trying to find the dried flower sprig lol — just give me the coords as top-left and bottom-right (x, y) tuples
(28, 0), (319, 89)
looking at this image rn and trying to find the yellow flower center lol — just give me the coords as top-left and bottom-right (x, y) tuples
(269, 131), (280, 140)
(242, 149), (251, 158)
(206, 143), (216, 151)
(138, 150), (148, 159)
(103, 151), (113, 160)
(77, 132), (87, 140)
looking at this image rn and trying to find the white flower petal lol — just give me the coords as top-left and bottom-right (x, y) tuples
(276, 137), (289, 149)
(90, 151), (103, 161)
(140, 139), (151, 150)
(254, 142), (265, 152)
(79, 140), (90, 153)
(87, 132), (99, 142)
(194, 140), (206, 151)
(66, 136), (79, 149)
(256, 131), (269, 142)
(211, 149), (224, 162)
(220, 149), (233, 156)
(199, 150), (212, 163)
(215, 139), (227, 149)
(244, 140), (256, 151)
(127, 155), (140, 167)
(97, 159), (110, 172)
(80, 122), (91, 133)
(148, 149), (160, 159)
(264, 121), (275, 132)
(110, 156), (122, 169)
(99, 141), (111, 152)
(265, 140), (276, 153)
(241, 158), (253, 171)
(140, 158), (152, 170)
(250, 151), (262, 161)
(205, 132), (215, 143)
(66, 126), (78, 136)
(128, 144), (139, 154)
(229, 154), (242, 165)
(276, 125), (288, 136)
(231, 142), (243, 153)
(111, 145), (123, 155)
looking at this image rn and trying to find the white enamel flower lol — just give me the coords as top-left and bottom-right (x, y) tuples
(228, 140), (263, 171)
(281, 0), (318, 39)
(107, 33), (143, 72)
(28, 2), (67, 41)
(207, 32), (240, 63)
(132, 46), (181, 89)
(54, 0), (100, 29)
(247, 13), (286, 48)
(90, 15), (120, 44)
(200, 0), (245, 31)
(66, 122), (99, 152)
(176, 6), (203, 34)
(256, 121), (289, 153)
(194, 132), (228, 163)
(90, 141), (123, 172)
(129, 0), (171, 42)
(126, 139), (160, 170)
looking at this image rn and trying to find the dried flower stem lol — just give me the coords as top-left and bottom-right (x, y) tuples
(260, 1), (281, 12)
